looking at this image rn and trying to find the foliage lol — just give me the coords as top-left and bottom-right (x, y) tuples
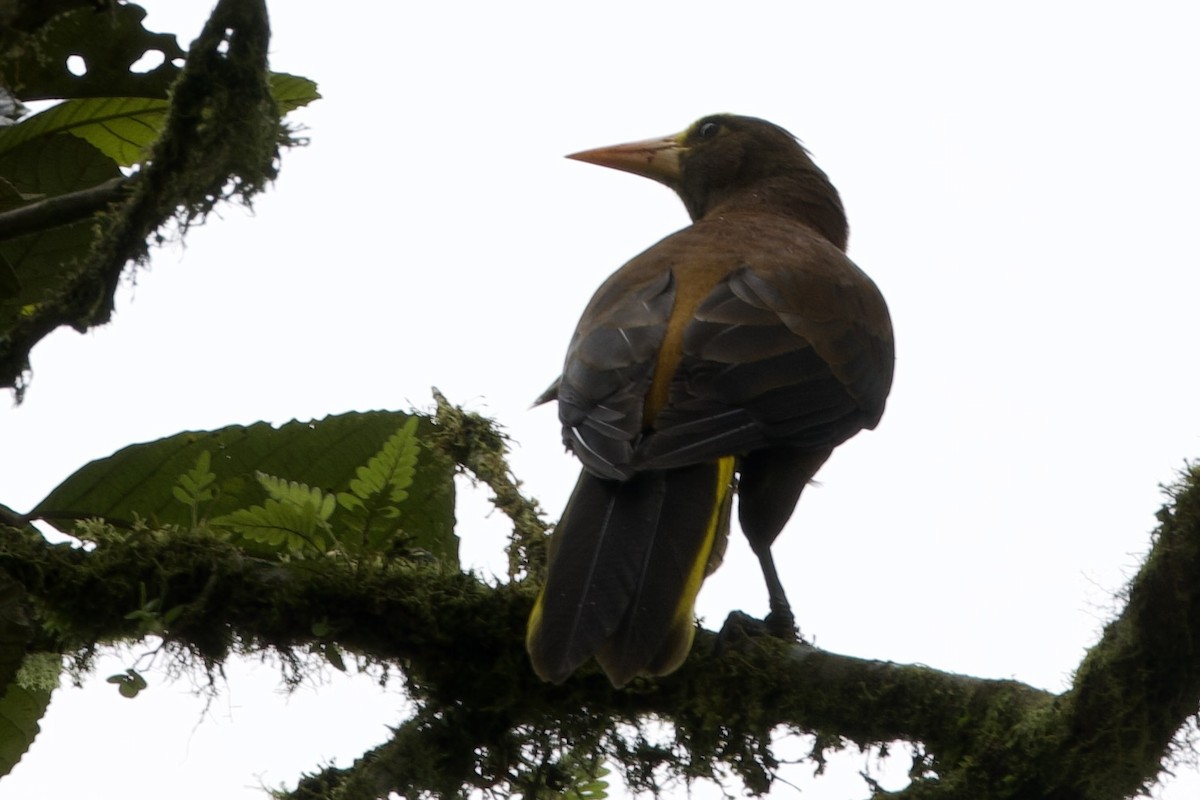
(3, 3), (1200, 800)
(214, 472), (340, 556)
(0, 0), (320, 398)
(0, 680), (53, 778)
(0, 406), (458, 776)
(0, 572), (56, 779)
(35, 411), (457, 565)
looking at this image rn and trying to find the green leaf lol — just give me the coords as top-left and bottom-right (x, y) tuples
(0, 685), (52, 775)
(0, 96), (169, 166)
(34, 411), (458, 565)
(105, 668), (148, 699)
(347, 417), (421, 505)
(212, 472), (337, 555)
(269, 73), (322, 115)
(550, 750), (610, 800)
(3, 3), (186, 101)
(0, 134), (123, 333)
(319, 643), (347, 672)
(173, 451), (217, 519)
(0, 572), (32, 693)
(0, 659), (58, 777)
(336, 492), (366, 513)
(0, 75), (317, 167)
(212, 498), (328, 555)
(257, 472), (336, 521)
(0, 175), (42, 212)
(335, 417), (431, 556)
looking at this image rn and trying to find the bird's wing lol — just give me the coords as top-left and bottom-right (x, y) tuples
(556, 267), (675, 480)
(556, 219), (893, 478)
(639, 235), (894, 469)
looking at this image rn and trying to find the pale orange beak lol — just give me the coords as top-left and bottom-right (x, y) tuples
(566, 133), (684, 186)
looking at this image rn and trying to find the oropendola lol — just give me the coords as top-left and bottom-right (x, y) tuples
(526, 114), (894, 687)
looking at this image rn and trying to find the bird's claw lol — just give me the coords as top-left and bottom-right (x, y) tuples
(715, 609), (804, 657)
(765, 603), (798, 640)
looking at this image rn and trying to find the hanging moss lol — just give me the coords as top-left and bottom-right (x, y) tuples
(3, 451), (1199, 798)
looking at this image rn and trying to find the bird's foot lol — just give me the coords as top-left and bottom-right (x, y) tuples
(765, 602), (798, 640)
(715, 610), (804, 655)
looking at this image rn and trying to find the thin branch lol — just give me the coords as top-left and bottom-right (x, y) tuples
(2, 0), (284, 398)
(429, 388), (550, 580)
(0, 177), (129, 241)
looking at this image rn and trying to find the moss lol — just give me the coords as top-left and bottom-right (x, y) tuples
(430, 390), (551, 582)
(3, 465), (1199, 799)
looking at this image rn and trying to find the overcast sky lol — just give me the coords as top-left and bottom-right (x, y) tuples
(3, 1), (1200, 798)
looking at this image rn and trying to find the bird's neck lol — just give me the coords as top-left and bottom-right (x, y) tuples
(701, 174), (849, 251)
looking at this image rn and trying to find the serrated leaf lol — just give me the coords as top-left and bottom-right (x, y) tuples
(339, 417), (427, 554)
(336, 492), (364, 513)
(256, 472), (333, 521)
(212, 498), (329, 556)
(268, 73), (321, 115)
(347, 418), (421, 503)
(320, 491), (336, 519)
(34, 411), (458, 564)
(0, 677), (54, 777)
(173, 451), (217, 515)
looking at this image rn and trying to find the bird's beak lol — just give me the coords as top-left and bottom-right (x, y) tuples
(566, 133), (685, 186)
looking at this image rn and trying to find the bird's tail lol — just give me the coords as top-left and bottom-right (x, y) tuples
(526, 457), (735, 687)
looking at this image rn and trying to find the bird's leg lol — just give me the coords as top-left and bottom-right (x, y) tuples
(714, 542), (798, 652)
(736, 447), (829, 640)
(750, 539), (798, 639)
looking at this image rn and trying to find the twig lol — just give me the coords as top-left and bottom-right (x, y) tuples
(0, 177), (130, 241)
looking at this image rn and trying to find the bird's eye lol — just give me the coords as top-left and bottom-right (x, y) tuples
(697, 121), (720, 140)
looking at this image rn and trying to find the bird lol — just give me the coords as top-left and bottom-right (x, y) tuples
(525, 114), (894, 688)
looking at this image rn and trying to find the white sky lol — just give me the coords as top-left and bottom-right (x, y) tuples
(3, 1), (1200, 798)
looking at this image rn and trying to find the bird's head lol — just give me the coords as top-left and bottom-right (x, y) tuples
(567, 113), (847, 247)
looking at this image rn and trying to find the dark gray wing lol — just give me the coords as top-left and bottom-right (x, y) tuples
(556, 269), (675, 480)
(638, 256), (894, 469)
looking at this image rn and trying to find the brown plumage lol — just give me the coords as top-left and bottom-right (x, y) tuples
(526, 114), (894, 687)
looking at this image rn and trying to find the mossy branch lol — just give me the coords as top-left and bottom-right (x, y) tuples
(1, 461), (1198, 798)
(1, 0), (287, 398)
(81, 0), (280, 306)
(0, 177), (129, 240)
(429, 388), (551, 581)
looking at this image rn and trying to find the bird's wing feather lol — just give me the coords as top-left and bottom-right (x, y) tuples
(555, 218), (893, 476)
(556, 268), (675, 479)
(640, 236), (893, 469)
(526, 460), (733, 686)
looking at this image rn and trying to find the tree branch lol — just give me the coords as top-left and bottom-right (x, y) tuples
(0, 177), (129, 240)
(429, 388), (551, 581)
(1, 463), (1197, 799)
(1, 0), (286, 398)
